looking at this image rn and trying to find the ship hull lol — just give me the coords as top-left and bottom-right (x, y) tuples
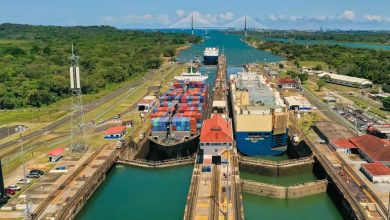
(147, 135), (199, 160)
(235, 130), (289, 156)
(203, 55), (218, 65)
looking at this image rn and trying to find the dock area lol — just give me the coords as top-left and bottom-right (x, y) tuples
(184, 54), (244, 220)
(31, 144), (121, 219)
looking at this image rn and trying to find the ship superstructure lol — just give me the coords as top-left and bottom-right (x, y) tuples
(203, 47), (219, 65)
(229, 71), (288, 156)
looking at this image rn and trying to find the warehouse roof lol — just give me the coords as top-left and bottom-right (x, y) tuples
(350, 135), (390, 162)
(200, 115), (233, 143)
(105, 126), (127, 135)
(48, 148), (64, 157)
(318, 72), (373, 85)
(284, 95), (311, 107)
(279, 77), (297, 84)
(330, 139), (357, 149)
(361, 163), (390, 176)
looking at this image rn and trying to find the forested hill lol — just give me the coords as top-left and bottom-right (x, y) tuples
(0, 23), (201, 109)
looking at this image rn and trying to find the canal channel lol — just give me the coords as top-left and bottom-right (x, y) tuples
(76, 30), (343, 220)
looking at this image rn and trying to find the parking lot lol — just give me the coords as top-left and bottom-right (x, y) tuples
(333, 105), (384, 132)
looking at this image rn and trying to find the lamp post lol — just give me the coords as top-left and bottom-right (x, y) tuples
(15, 126), (30, 219)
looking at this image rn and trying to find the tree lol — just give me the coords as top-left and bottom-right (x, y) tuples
(314, 64), (323, 70)
(317, 79), (326, 91)
(382, 97), (390, 110)
(382, 84), (390, 93)
(293, 60), (301, 69)
(278, 63), (284, 69)
(287, 70), (298, 79)
(298, 73), (309, 83)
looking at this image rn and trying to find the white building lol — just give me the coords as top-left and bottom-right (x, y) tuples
(361, 163), (390, 183)
(284, 95), (312, 110)
(318, 72), (373, 88)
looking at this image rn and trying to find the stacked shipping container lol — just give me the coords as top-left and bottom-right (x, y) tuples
(150, 81), (208, 135)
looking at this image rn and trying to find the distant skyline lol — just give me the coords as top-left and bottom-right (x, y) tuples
(2, 0), (390, 30)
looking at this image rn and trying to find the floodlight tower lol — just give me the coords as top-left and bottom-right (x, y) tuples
(69, 45), (87, 152)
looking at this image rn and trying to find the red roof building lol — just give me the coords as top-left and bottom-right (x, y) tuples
(200, 115), (233, 157)
(350, 135), (390, 164)
(104, 126), (127, 139)
(361, 162), (390, 183)
(48, 148), (64, 156)
(48, 148), (64, 162)
(200, 115), (233, 143)
(278, 77), (298, 89)
(330, 139), (357, 154)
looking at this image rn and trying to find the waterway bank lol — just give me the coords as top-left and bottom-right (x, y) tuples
(256, 36), (390, 50)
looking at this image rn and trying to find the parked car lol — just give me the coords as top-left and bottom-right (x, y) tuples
(8, 185), (21, 191)
(26, 173), (40, 178)
(6, 187), (16, 195)
(30, 169), (44, 176)
(16, 178), (31, 184)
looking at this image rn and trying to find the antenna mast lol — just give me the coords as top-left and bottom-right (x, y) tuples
(69, 44), (87, 153)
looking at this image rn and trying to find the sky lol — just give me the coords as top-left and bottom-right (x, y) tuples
(1, 0), (390, 30)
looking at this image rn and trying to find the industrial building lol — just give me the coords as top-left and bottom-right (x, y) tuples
(318, 72), (373, 88)
(361, 163), (390, 183)
(137, 96), (156, 112)
(367, 124), (390, 139)
(104, 126), (127, 139)
(199, 114), (233, 164)
(349, 135), (390, 165)
(283, 95), (312, 110)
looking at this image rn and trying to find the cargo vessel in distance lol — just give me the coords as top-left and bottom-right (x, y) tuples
(148, 68), (209, 157)
(203, 47), (219, 65)
(229, 71), (289, 156)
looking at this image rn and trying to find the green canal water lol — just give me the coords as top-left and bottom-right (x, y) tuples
(78, 30), (343, 219)
(243, 193), (343, 220)
(76, 165), (193, 220)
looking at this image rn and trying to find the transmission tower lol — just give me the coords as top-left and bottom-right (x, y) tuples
(69, 44), (87, 152)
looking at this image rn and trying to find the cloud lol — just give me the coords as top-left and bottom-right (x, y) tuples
(101, 14), (171, 26)
(364, 14), (382, 22)
(219, 12), (234, 22)
(176, 10), (186, 17)
(340, 10), (355, 21)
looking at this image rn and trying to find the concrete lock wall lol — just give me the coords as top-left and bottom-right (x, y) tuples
(241, 179), (328, 199)
(239, 158), (314, 177)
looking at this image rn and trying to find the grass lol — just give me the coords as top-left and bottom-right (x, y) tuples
(299, 60), (329, 70)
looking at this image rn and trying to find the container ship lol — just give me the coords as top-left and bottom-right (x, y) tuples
(229, 71), (289, 156)
(203, 47), (219, 65)
(148, 69), (209, 157)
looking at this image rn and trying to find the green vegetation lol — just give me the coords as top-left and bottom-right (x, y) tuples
(248, 31), (390, 44)
(248, 39), (390, 89)
(383, 97), (390, 110)
(317, 79), (326, 91)
(0, 23), (201, 109)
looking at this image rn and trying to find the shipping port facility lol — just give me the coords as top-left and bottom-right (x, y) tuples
(229, 71), (289, 156)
